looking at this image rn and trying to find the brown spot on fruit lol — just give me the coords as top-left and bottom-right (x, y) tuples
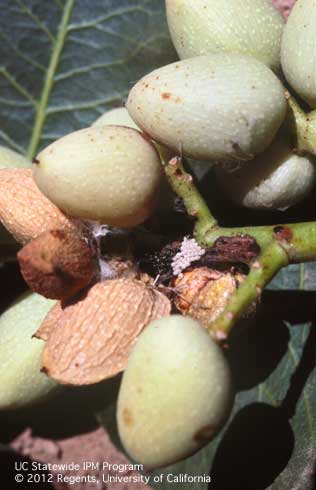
(122, 408), (134, 427)
(161, 92), (172, 100)
(194, 425), (215, 443)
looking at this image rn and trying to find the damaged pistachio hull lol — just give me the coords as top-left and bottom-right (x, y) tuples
(127, 54), (286, 162)
(33, 126), (162, 227)
(117, 315), (233, 468)
(166, 0), (284, 72)
(0, 292), (58, 410)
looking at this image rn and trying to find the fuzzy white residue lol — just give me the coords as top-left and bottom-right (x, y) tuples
(171, 237), (205, 277)
(84, 221), (116, 281)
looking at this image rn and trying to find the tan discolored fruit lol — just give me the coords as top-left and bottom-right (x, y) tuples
(33, 126), (162, 227)
(0, 292), (58, 410)
(215, 135), (316, 210)
(17, 229), (98, 299)
(117, 315), (233, 468)
(127, 54), (287, 162)
(41, 279), (171, 385)
(0, 169), (81, 244)
(166, 0), (284, 72)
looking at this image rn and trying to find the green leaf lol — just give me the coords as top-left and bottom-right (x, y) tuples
(1, 1), (316, 489)
(0, 0), (176, 158)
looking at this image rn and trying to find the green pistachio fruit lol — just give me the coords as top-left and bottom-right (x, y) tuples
(166, 0), (284, 72)
(0, 146), (31, 169)
(281, 0), (316, 108)
(93, 107), (139, 131)
(33, 126), (162, 227)
(215, 134), (316, 210)
(117, 315), (233, 468)
(0, 292), (58, 410)
(127, 54), (286, 162)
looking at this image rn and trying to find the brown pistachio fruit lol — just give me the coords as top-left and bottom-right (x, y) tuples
(17, 229), (98, 300)
(0, 168), (81, 244)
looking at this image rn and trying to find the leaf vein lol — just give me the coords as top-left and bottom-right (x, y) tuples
(27, 0), (75, 159)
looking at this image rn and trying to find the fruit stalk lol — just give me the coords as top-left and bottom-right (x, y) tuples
(164, 156), (218, 242)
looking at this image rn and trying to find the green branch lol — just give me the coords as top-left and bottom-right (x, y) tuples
(208, 241), (288, 340)
(165, 155), (316, 341)
(164, 157), (218, 243)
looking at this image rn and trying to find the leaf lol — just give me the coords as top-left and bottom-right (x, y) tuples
(0, 0), (176, 158)
(1, 1), (316, 489)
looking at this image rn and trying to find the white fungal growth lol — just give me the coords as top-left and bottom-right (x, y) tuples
(171, 237), (205, 276)
(85, 221), (116, 281)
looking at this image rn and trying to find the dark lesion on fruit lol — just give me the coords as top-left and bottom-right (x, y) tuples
(32, 157), (40, 164)
(193, 424), (215, 444)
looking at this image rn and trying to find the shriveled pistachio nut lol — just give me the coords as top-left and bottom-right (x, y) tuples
(34, 126), (162, 227)
(173, 267), (245, 327)
(166, 0), (284, 72)
(215, 135), (316, 210)
(281, 0), (316, 108)
(0, 145), (31, 169)
(117, 315), (233, 468)
(0, 292), (58, 410)
(127, 54), (287, 162)
(17, 229), (98, 300)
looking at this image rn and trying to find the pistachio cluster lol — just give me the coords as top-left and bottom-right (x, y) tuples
(1, 0), (316, 473)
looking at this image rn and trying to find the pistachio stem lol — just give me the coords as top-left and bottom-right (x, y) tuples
(164, 157), (218, 242)
(286, 93), (316, 156)
(208, 241), (288, 340)
(165, 153), (316, 341)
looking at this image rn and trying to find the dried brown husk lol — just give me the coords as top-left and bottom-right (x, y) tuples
(0, 168), (82, 244)
(41, 279), (171, 385)
(18, 229), (98, 300)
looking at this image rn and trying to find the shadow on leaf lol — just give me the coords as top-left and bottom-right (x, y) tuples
(210, 324), (316, 490)
(0, 376), (120, 443)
